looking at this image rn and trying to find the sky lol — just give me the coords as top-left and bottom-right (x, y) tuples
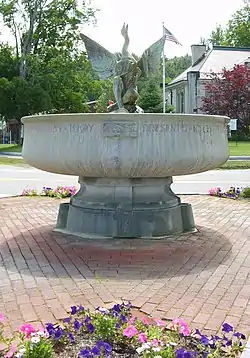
(81, 0), (244, 58)
(0, 0), (245, 58)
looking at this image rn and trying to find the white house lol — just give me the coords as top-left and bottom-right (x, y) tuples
(166, 45), (250, 114)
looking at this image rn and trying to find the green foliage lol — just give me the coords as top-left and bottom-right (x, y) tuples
(91, 314), (119, 342)
(0, 0), (96, 58)
(138, 78), (175, 113)
(0, 76), (50, 120)
(0, 0), (102, 121)
(137, 55), (191, 113)
(165, 55), (191, 82)
(139, 78), (162, 112)
(94, 80), (114, 113)
(0, 43), (18, 79)
(143, 345), (175, 357)
(210, 5), (250, 47)
(210, 25), (227, 46)
(242, 187), (250, 198)
(23, 337), (54, 358)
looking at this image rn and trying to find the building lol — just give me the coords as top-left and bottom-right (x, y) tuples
(166, 45), (250, 114)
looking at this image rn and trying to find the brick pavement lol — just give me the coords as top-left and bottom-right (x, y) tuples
(0, 195), (250, 337)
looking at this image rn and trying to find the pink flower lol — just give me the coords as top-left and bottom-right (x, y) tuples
(141, 317), (149, 325)
(154, 318), (166, 327)
(20, 323), (36, 337)
(0, 313), (5, 322)
(128, 317), (135, 324)
(123, 325), (138, 338)
(172, 318), (191, 336)
(138, 332), (147, 343)
(180, 324), (191, 336)
(5, 344), (18, 358)
(151, 338), (161, 347)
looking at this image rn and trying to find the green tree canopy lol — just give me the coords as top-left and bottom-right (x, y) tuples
(0, 0), (102, 123)
(210, 5), (250, 47)
(165, 55), (192, 83)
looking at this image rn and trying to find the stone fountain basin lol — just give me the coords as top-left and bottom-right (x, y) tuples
(21, 113), (229, 177)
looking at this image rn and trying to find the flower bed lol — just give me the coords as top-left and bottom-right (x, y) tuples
(0, 303), (246, 357)
(21, 186), (78, 199)
(209, 186), (250, 199)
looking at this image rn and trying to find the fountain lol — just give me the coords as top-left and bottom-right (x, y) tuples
(21, 24), (229, 239)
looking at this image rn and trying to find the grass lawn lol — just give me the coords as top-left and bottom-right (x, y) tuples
(219, 161), (250, 170)
(1, 142), (250, 155)
(0, 156), (249, 169)
(0, 142), (250, 170)
(228, 141), (250, 156)
(0, 157), (27, 166)
(0, 144), (22, 152)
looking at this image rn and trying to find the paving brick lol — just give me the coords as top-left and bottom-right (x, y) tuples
(19, 303), (38, 322)
(193, 313), (211, 324)
(1, 195), (250, 337)
(140, 302), (157, 315)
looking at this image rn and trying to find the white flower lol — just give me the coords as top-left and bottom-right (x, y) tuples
(152, 347), (161, 352)
(19, 348), (26, 354)
(97, 307), (109, 313)
(37, 330), (46, 336)
(169, 341), (177, 346)
(136, 347), (144, 354)
(136, 343), (151, 354)
(142, 343), (151, 349)
(31, 336), (40, 343)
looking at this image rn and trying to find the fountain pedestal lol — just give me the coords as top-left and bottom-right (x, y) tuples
(21, 112), (229, 240)
(55, 177), (195, 238)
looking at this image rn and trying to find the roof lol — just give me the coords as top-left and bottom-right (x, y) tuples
(169, 46), (250, 86)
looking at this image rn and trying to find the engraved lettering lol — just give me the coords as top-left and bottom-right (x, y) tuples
(103, 121), (137, 137)
(52, 123), (94, 134)
(141, 122), (218, 134)
(70, 124), (94, 133)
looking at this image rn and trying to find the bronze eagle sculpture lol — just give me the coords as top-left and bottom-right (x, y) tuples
(80, 23), (166, 113)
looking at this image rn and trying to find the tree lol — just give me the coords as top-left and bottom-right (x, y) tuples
(0, 0), (102, 128)
(210, 25), (226, 46)
(136, 55), (191, 113)
(94, 80), (114, 113)
(0, 43), (18, 79)
(29, 48), (101, 113)
(210, 5), (250, 47)
(139, 79), (162, 113)
(165, 55), (192, 82)
(200, 64), (250, 134)
(0, 0), (96, 78)
(0, 76), (51, 120)
(138, 78), (173, 113)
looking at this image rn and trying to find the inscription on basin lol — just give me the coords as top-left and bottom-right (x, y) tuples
(51, 121), (225, 136)
(141, 122), (221, 134)
(103, 121), (138, 137)
(52, 123), (94, 134)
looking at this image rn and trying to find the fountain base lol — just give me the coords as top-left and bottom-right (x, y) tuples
(54, 177), (196, 239)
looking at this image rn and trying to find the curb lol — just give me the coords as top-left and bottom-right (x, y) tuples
(0, 152), (22, 157)
(229, 156), (250, 161)
(1, 153), (250, 161)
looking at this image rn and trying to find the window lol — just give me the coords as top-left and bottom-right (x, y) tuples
(181, 92), (184, 113)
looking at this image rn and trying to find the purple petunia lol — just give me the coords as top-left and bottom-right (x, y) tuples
(86, 323), (95, 334)
(222, 323), (233, 333)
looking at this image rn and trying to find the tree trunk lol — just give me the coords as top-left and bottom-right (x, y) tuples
(19, 0), (40, 79)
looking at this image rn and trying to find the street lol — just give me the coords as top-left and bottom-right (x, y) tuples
(0, 165), (249, 197)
